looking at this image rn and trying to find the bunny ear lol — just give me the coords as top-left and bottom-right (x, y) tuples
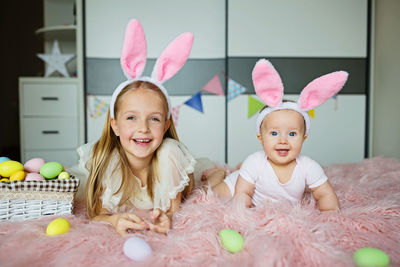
(120, 19), (147, 79)
(252, 59), (284, 107)
(151, 32), (194, 83)
(298, 71), (348, 110)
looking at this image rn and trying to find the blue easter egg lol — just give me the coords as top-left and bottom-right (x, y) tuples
(0, 157), (11, 164)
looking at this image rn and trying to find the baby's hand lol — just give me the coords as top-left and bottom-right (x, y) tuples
(149, 209), (171, 234)
(112, 213), (148, 237)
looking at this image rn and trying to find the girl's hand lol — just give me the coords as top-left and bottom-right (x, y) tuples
(111, 213), (148, 237)
(149, 209), (171, 234)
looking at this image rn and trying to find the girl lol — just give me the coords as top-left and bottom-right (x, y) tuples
(206, 59), (348, 212)
(81, 19), (195, 236)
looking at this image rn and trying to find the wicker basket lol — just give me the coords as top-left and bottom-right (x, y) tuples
(0, 177), (80, 221)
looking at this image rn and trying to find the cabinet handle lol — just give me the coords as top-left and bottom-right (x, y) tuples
(42, 130), (59, 134)
(41, 97), (59, 101)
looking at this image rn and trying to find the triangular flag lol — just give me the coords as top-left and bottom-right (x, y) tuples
(248, 95), (265, 118)
(90, 96), (109, 119)
(184, 92), (204, 113)
(332, 94), (338, 111)
(202, 74), (224, 96)
(171, 105), (181, 127)
(308, 109), (315, 119)
(227, 79), (246, 101)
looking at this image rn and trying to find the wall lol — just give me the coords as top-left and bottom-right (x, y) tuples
(1, 2), (43, 161)
(372, 0), (400, 159)
(85, 0), (369, 166)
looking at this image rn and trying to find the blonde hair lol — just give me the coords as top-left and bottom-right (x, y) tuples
(85, 81), (190, 218)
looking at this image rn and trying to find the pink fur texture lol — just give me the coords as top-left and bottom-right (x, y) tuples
(1, 157), (399, 266)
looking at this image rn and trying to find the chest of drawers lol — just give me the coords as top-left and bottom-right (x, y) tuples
(19, 77), (84, 166)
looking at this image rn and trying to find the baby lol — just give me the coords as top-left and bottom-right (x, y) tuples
(207, 59), (348, 211)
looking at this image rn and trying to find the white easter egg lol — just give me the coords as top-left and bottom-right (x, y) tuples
(123, 237), (152, 261)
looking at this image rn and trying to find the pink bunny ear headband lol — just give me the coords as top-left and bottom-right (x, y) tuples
(253, 59), (349, 135)
(110, 19), (194, 119)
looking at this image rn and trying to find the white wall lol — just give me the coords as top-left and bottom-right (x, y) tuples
(229, 0), (368, 57)
(228, 95), (366, 167)
(86, 95), (226, 163)
(85, 0), (225, 59)
(372, 0), (400, 159)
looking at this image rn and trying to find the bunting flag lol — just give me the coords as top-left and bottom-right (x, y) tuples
(171, 105), (181, 127)
(227, 79), (246, 101)
(332, 94), (338, 111)
(307, 109), (315, 119)
(90, 96), (109, 118)
(202, 74), (224, 96)
(184, 91), (204, 113)
(248, 95), (265, 118)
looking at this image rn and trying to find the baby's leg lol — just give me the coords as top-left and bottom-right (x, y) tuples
(204, 170), (239, 198)
(201, 168), (227, 187)
(211, 181), (232, 198)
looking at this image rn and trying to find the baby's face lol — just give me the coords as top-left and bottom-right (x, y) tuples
(257, 109), (306, 167)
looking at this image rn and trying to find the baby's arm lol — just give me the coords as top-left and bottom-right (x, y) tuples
(91, 207), (147, 236)
(234, 175), (255, 207)
(311, 181), (339, 211)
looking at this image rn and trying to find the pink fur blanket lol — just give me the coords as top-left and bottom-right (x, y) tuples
(0, 156), (399, 266)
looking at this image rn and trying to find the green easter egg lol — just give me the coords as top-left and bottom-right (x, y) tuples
(40, 162), (63, 179)
(354, 248), (390, 267)
(219, 229), (244, 253)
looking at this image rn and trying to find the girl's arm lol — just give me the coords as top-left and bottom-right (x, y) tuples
(150, 192), (182, 234)
(149, 172), (193, 234)
(311, 181), (340, 211)
(234, 175), (255, 207)
(92, 208), (147, 236)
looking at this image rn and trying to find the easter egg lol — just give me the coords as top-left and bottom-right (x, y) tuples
(354, 248), (390, 267)
(24, 158), (46, 173)
(0, 160), (24, 177)
(40, 162), (63, 179)
(0, 157), (11, 163)
(25, 173), (45, 181)
(58, 171), (70, 179)
(46, 218), (71, 235)
(9, 171), (26, 181)
(219, 229), (244, 253)
(123, 237), (152, 261)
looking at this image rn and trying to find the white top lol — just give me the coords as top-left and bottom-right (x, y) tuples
(239, 151), (328, 206)
(77, 138), (196, 213)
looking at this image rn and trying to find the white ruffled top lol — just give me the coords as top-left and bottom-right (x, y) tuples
(77, 138), (196, 213)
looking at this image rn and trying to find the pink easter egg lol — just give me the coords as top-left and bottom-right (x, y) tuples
(25, 173), (45, 181)
(24, 158), (46, 173)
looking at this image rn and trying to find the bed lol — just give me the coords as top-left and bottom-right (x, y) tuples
(0, 156), (399, 266)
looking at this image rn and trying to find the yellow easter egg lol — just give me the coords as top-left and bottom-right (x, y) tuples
(10, 171), (27, 181)
(46, 218), (71, 235)
(58, 171), (70, 179)
(0, 160), (24, 177)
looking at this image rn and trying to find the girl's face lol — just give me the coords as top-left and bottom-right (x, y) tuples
(257, 109), (306, 167)
(111, 87), (170, 164)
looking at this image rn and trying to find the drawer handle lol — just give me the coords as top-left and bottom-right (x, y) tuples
(42, 130), (59, 134)
(41, 97), (59, 101)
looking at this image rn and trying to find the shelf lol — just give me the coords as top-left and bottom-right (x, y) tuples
(35, 25), (76, 40)
(36, 24), (76, 34)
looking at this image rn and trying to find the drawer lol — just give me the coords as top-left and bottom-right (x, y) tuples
(22, 118), (78, 150)
(23, 149), (79, 167)
(21, 82), (78, 116)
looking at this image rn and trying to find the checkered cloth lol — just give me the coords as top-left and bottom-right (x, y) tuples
(227, 78), (246, 101)
(0, 177), (79, 193)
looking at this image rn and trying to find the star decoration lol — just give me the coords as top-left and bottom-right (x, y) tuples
(37, 40), (75, 77)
